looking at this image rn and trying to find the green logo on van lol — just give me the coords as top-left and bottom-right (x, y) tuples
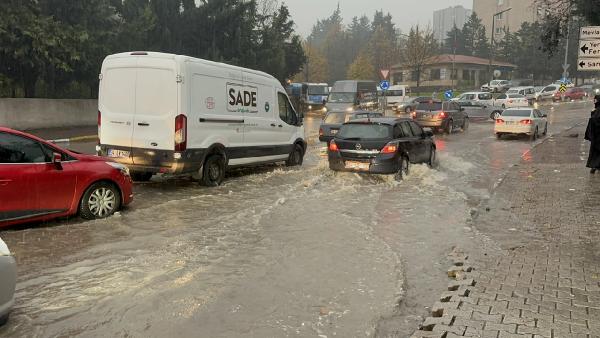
(265, 102), (270, 112)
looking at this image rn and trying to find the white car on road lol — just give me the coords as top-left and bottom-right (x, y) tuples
(481, 80), (511, 93)
(495, 108), (548, 140)
(0, 237), (16, 326)
(493, 93), (529, 109)
(506, 86), (537, 104)
(451, 92), (494, 107)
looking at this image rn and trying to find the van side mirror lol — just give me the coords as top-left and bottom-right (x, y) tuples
(52, 152), (63, 170)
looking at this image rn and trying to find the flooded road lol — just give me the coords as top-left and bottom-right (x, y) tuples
(0, 101), (592, 337)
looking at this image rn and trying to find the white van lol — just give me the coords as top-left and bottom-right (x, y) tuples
(381, 85), (410, 108)
(98, 52), (306, 185)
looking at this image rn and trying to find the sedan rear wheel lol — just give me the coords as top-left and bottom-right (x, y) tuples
(394, 157), (410, 181)
(543, 123), (548, 135)
(462, 118), (469, 131)
(530, 127), (538, 141)
(80, 182), (121, 220)
(428, 147), (437, 168)
(445, 119), (454, 134)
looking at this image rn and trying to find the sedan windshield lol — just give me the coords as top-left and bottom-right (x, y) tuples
(416, 102), (443, 111)
(502, 110), (531, 117)
(337, 124), (391, 139)
(324, 113), (346, 124)
(328, 92), (355, 103)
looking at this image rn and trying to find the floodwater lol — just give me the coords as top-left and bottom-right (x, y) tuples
(0, 102), (592, 337)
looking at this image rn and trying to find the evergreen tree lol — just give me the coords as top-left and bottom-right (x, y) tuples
(347, 52), (375, 80)
(443, 25), (467, 55)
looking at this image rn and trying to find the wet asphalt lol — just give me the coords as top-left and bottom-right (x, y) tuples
(0, 100), (594, 337)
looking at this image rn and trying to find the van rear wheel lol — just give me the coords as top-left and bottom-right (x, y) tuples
(286, 144), (304, 167)
(201, 155), (225, 186)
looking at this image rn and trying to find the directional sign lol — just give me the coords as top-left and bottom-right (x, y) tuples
(578, 58), (600, 71)
(579, 40), (600, 57)
(580, 26), (600, 40)
(380, 80), (390, 91)
(380, 69), (390, 79)
(444, 89), (454, 99)
(579, 26), (600, 71)
(559, 84), (567, 93)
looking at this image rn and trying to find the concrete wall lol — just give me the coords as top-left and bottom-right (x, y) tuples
(0, 98), (98, 130)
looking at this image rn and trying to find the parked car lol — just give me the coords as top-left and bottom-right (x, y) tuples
(535, 85), (560, 102)
(0, 127), (133, 227)
(0, 237), (16, 326)
(493, 93), (529, 108)
(494, 108), (548, 140)
(561, 87), (587, 101)
(481, 80), (511, 93)
(506, 86), (537, 104)
(412, 100), (469, 134)
(451, 92), (494, 107)
(456, 101), (502, 121)
(394, 96), (437, 113)
(327, 118), (436, 180)
(319, 110), (384, 144)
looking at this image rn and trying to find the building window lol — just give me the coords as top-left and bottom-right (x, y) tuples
(430, 69), (441, 80)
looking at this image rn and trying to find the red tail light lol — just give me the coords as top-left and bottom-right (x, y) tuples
(329, 140), (339, 152)
(520, 119), (532, 125)
(175, 114), (187, 151)
(496, 119), (505, 124)
(319, 128), (324, 137)
(411, 111), (417, 119)
(381, 143), (398, 154)
(438, 111), (446, 118)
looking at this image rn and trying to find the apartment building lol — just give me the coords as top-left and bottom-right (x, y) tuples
(473, 0), (542, 40)
(433, 6), (472, 43)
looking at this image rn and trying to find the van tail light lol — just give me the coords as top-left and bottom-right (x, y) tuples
(319, 128), (324, 137)
(411, 111), (417, 119)
(329, 140), (339, 152)
(438, 111), (446, 118)
(381, 143), (398, 154)
(520, 119), (532, 125)
(175, 114), (187, 151)
(496, 119), (505, 124)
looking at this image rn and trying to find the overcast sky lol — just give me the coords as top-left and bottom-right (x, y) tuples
(282, 0), (473, 37)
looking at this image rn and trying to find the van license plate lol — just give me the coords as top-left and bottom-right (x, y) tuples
(108, 149), (130, 158)
(345, 161), (369, 171)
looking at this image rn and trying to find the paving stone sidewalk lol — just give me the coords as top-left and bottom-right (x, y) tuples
(412, 126), (600, 338)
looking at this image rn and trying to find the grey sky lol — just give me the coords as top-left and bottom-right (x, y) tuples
(282, 0), (473, 37)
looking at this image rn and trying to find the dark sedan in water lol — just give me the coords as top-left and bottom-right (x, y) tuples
(412, 100), (468, 134)
(328, 118), (436, 180)
(319, 110), (384, 143)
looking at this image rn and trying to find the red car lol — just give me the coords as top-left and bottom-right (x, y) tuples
(561, 87), (587, 101)
(0, 127), (133, 227)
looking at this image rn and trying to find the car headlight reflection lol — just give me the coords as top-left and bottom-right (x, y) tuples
(106, 161), (130, 177)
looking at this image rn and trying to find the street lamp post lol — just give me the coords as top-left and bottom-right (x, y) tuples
(488, 7), (512, 85)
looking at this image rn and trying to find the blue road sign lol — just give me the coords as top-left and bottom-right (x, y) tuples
(380, 80), (390, 91)
(444, 89), (454, 99)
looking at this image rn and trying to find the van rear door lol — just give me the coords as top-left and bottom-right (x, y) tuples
(132, 58), (178, 156)
(99, 57), (137, 155)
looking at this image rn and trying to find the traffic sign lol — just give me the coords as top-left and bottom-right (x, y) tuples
(380, 80), (390, 91)
(380, 69), (390, 79)
(580, 26), (600, 40)
(579, 40), (600, 57)
(444, 89), (453, 99)
(559, 84), (567, 93)
(578, 58), (600, 71)
(578, 26), (600, 71)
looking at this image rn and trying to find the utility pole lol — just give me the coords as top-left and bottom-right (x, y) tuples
(488, 7), (512, 84)
(562, 15), (571, 82)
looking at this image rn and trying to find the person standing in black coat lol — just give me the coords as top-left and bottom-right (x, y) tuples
(585, 95), (600, 173)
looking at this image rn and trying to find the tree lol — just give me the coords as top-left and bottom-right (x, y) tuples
(295, 42), (329, 83)
(443, 25), (467, 55)
(400, 25), (437, 88)
(535, 0), (600, 53)
(368, 11), (399, 77)
(347, 53), (375, 80)
(462, 13), (489, 58)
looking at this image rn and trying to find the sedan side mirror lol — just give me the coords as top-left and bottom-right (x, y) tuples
(52, 152), (63, 170)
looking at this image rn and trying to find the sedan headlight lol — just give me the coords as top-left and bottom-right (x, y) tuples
(0, 238), (11, 256)
(106, 161), (130, 177)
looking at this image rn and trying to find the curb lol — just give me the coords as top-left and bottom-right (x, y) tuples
(49, 135), (97, 143)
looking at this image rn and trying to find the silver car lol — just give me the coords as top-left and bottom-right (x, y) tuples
(0, 237), (16, 326)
